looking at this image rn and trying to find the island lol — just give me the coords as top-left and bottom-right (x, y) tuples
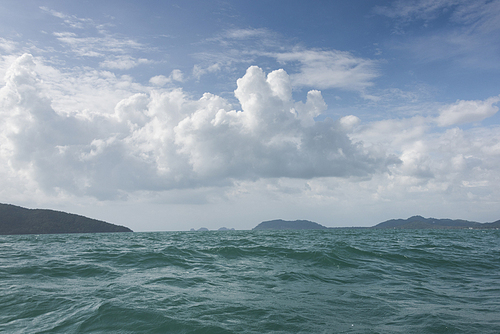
(190, 227), (235, 231)
(373, 215), (500, 229)
(190, 227), (209, 232)
(253, 219), (327, 230)
(252, 216), (500, 230)
(0, 203), (133, 235)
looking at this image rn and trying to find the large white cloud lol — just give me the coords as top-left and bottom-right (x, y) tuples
(0, 54), (395, 200)
(3, 53), (499, 224)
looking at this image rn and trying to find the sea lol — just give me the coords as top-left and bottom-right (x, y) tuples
(1, 229), (499, 333)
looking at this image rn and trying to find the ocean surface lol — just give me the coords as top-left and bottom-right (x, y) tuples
(1, 229), (499, 333)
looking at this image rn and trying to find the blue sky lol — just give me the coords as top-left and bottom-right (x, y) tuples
(1, 0), (499, 231)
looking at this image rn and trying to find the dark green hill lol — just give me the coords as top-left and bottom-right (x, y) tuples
(253, 219), (327, 230)
(373, 215), (498, 229)
(482, 220), (500, 228)
(0, 203), (132, 235)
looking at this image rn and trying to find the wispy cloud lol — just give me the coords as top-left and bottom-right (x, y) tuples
(192, 63), (221, 79)
(272, 49), (379, 92)
(224, 28), (271, 40)
(194, 28), (379, 96)
(373, 0), (461, 23)
(100, 56), (151, 70)
(40, 6), (150, 73)
(0, 38), (17, 53)
(375, 0), (500, 68)
(53, 32), (143, 58)
(374, 0), (500, 33)
(40, 6), (97, 30)
(149, 70), (184, 86)
(207, 28), (279, 47)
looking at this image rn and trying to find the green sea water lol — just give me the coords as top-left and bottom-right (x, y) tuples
(1, 229), (499, 333)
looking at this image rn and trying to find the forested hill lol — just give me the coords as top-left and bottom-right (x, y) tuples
(253, 219), (327, 230)
(373, 215), (500, 229)
(253, 216), (500, 230)
(0, 203), (132, 235)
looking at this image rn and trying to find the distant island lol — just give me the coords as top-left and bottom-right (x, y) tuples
(253, 216), (500, 230)
(373, 215), (500, 229)
(253, 219), (327, 230)
(190, 227), (209, 232)
(0, 203), (132, 235)
(190, 227), (236, 231)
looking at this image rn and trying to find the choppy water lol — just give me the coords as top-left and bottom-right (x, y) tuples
(1, 229), (499, 333)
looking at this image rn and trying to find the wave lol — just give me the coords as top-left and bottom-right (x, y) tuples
(1, 229), (499, 333)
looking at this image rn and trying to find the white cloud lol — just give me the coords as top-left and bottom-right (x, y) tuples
(2, 54), (500, 227)
(40, 6), (110, 31)
(149, 70), (184, 86)
(272, 49), (379, 92)
(0, 54), (395, 200)
(375, 0), (500, 68)
(373, 0), (461, 22)
(195, 29), (379, 94)
(451, 0), (500, 32)
(53, 31), (143, 58)
(374, 0), (500, 34)
(173, 66), (390, 180)
(100, 56), (150, 70)
(351, 100), (500, 209)
(192, 63), (221, 79)
(40, 6), (67, 19)
(0, 38), (17, 53)
(436, 96), (500, 126)
(207, 28), (278, 48)
(31, 63), (146, 118)
(170, 69), (184, 82)
(224, 28), (271, 40)
(339, 115), (361, 131)
(149, 75), (170, 86)
(38, 5), (122, 63)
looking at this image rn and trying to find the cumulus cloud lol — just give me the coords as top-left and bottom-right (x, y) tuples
(351, 100), (500, 206)
(0, 54), (132, 198)
(175, 66), (393, 180)
(2, 54), (499, 222)
(0, 54), (396, 200)
(436, 96), (500, 126)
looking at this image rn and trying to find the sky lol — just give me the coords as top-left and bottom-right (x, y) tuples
(1, 0), (500, 231)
